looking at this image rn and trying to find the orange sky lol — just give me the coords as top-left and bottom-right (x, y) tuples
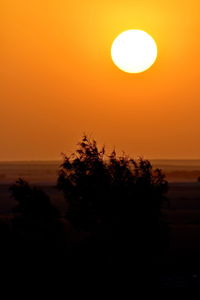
(1, 0), (200, 160)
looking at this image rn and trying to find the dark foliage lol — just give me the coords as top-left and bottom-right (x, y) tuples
(10, 178), (59, 218)
(9, 178), (65, 260)
(3, 137), (169, 288)
(57, 135), (168, 262)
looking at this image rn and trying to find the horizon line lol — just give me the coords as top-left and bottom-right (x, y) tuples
(1, 158), (200, 163)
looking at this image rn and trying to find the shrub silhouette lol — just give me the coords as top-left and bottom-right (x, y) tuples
(57, 135), (168, 263)
(9, 178), (64, 258)
(10, 178), (59, 218)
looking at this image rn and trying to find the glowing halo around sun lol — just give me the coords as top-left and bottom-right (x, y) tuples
(111, 30), (158, 73)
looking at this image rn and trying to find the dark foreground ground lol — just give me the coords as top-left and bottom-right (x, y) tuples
(1, 182), (200, 288)
(158, 182), (200, 287)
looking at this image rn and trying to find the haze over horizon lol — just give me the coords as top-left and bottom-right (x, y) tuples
(1, 0), (200, 160)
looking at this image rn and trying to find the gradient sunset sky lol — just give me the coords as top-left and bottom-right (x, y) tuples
(1, 0), (200, 160)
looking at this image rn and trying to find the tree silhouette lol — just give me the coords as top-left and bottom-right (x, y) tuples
(57, 135), (168, 264)
(4, 137), (169, 287)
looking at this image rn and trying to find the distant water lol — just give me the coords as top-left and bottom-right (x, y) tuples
(0, 161), (60, 185)
(151, 159), (200, 170)
(0, 160), (200, 184)
(151, 160), (200, 182)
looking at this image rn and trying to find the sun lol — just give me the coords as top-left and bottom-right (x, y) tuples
(111, 30), (158, 74)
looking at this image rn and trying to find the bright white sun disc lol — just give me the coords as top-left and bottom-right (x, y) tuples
(111, 30), (158, 73)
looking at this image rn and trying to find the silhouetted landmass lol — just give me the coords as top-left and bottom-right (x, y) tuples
(0, 136), (169, 288)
